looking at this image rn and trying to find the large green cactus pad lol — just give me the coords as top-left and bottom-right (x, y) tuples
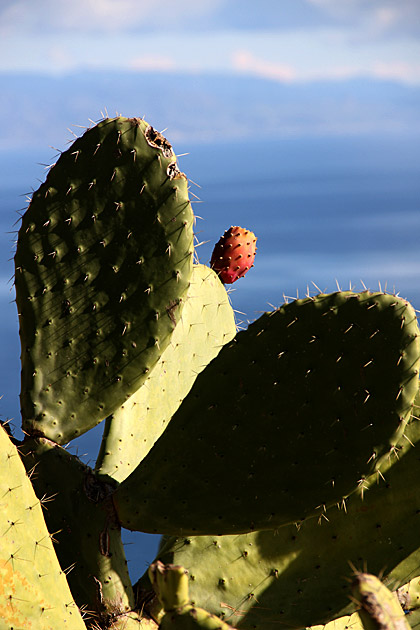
(113, 291), (420, 535)
(0, 425), (86, 629)
(150, 408), (420, 630)
(15, 116), (194, 444)
(95, 264), (236, 483)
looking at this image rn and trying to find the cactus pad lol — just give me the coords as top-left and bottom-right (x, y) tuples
(0, 425), (86, 629)
(152, 409), (420, 630)
(113, 291), (420, 535)
(15, 116), (194, 444)
(95, 264), (236, 482)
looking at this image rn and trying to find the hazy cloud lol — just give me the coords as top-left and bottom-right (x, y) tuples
(307, 0), (420, 37)
(232, 50), (296, 82)
(231, 48), (420, 85)
(0, 0), (418, 85)
(129, 55), (177, 72)
(369, 61), (420, 83)
(0, 0), (223, 34)
(1, 0), (419, 37)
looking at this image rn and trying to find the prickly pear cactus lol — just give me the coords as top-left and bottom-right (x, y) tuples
(15, 116), (194, 444)
(19, 436), (131, 625)
(6, 110), (420, 630)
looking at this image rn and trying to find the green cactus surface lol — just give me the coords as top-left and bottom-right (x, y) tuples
(19, 437), (136, 626)
(149, 562), (190, 612)
(112, 291), (420, 536)
(0, 425), (86, 629)
(145, 403), (420, 630)
(15, 116), (194, 445)
(95, 264), (236, 483)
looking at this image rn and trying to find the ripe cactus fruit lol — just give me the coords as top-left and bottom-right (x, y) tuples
(210, 226), (257, 284)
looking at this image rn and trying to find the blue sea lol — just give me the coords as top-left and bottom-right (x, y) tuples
(1, 134), (420, 580)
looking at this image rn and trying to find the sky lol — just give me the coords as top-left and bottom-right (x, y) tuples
(1, 0), (420, 84)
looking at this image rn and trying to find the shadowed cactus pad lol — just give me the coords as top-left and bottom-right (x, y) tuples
(143, 377), (420, 630)
(15, 116), (194, 444)
(113, 291), (420, 535)
(153, 411), (420, 630)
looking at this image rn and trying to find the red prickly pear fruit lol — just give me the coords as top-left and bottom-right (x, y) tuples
(210, 226), (257, 284)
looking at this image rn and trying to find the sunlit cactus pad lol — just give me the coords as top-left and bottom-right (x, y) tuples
(113, 291), (420, 535)
(0, 426), (86, 629)
(15, 116), (194, 444)
(95, 264), (236, 483)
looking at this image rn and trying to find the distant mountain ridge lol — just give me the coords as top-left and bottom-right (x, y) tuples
(1, 70), (419, 150)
